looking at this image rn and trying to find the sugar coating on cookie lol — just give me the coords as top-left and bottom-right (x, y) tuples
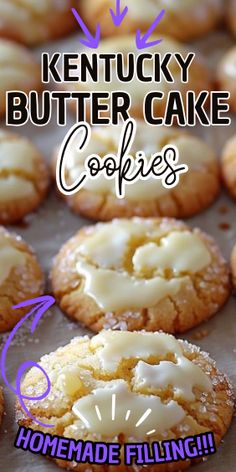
(57, 123), (220, 220)
(64, 35), (211, 119)
(80, 0), (223, 42)
(0, 0), (76, 46)
(0, 227), (44, 333)
(51, 218), (229, 333)
(218, 47), (236, 114)
(222, 134), (236, 199)
(0, 39), (41, 116)
(17, 330), (234, 472)
(0, 130), (49, 224)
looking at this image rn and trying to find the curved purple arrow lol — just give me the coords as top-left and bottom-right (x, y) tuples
(110, 0), (128, 27)
(136, 9), (166, 50)
(1, 296), (56, 428)
(72, 7), (100, 49)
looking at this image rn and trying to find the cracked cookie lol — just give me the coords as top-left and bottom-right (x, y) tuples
(51, 218), (230, 334)
(63, 35), (212, 119)
(0, 130), (49, 224)
(0, 39), (41, 117)
(221, 134), (236, 200)
(0, 226), (44, 333)
(80, 0), (223, 42)
(54, 122), (220, 220)
(0, 0), (76, 46)
(217, 47), (236, 114)
(16, 330), (234, 471)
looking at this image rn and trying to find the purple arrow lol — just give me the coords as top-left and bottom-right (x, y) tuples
(72, 8), (100, 49)
(136, 9), (165, 50)
(1, 296), (56, 428)
(110, 0), (128, 27)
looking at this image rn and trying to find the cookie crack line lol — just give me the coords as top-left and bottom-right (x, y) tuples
(23, 399), (221, 443)
(78, 253), (194, 280)
(18, 354), (222, 434)
(16, 329), (234, 471)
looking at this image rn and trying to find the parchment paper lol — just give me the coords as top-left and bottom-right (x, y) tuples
(0, 30), (236, 472)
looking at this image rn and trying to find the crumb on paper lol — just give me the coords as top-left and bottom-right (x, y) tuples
(192, 329), (211, 340)
(219, 222), (231, 231)
(218, 205), (229, 215)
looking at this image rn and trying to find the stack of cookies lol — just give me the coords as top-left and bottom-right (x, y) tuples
(0, 1), (236, 472)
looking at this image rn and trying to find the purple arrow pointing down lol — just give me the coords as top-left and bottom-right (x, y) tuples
(72, 7), (100, 49)
(110, 0), (128, 27)
(136, 9), (166, 49)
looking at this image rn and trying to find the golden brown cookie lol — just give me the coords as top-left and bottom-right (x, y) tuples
(0, 227), (44, 333)
(16, 330), (234, 472)
(80, 0), (223, 42)
(64, 35), (212, 119)
(0, 39), (42, 117)
(231, 244), (236, 290)
(51, 218), (230, 334)
(54, 123), (220, 220)
(0, 130), (49, 224)
(221, 134), (236, 200)
(217, 47), (236, 114)
(0, 0), (76, 46)
(227, 0), (236, 37)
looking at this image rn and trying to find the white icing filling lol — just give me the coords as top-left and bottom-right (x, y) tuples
(90, 331), (183, 372)
(77, 260), (184, 311)
(0, 0), (67, 18)
(0, 237), (26, 284)
(133, 231), (211, 274)
(0, 176), (35, 200)
(224, 62), (236, 77)
(0, 41), (32, 64)
(77, 222), (211, 311)
(79, 222), (142, 269)
(71, 331), (213, 438)
(0, 138), (38, 174)
(73, 380), (185, 437)
(223, 50), (236, 78)
(134, 358), (212, 401)
(56, 366), (84, 397)
(123, 0), (211, 21)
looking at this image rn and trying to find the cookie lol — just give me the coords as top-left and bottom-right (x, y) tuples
(0, 227), (44, 333)
(0, 0), (76, 46)
(64, 35), (211, 119)
(217, 47), (236, 114)
(227, 0), (236, 37)
(51, 218), (229, 334)
(80, 0), (223, 42)
(231, 244), (236, 290)
(55, 123), (220, 220)
(16, 330), (234, 472)
(221, 134), (236, 200)
(0, 39), (42, 117)
(0, 130), (49, 224)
